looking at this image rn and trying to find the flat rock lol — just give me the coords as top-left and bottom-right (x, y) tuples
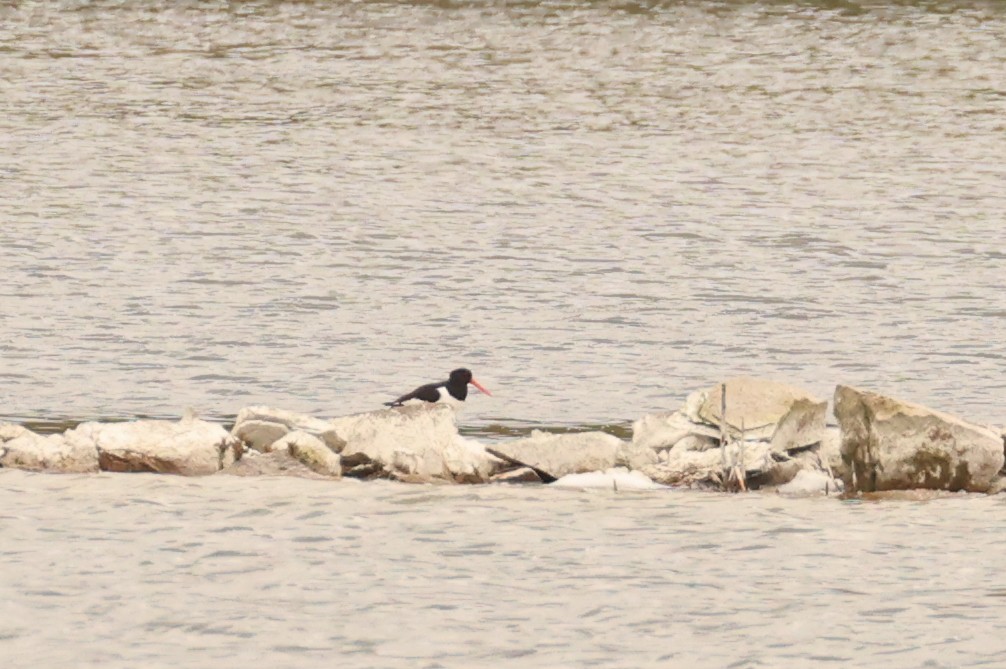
(0, 427), (99, 473)
(834, 385), (1004, 493)
(486, 430), (624, 480)
(689, 377), (826, 446)
(89, 417), (242, 476)
(218, 450), (331, 479)
(274, 430), (341, 477)
(331, 404), (500, 483)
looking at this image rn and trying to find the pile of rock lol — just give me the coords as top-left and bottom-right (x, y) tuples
(0, 415), (241, 475)
(227, 403), (500, 483)
(630, 377), (842, 492)
(2, 376), (1003, 496)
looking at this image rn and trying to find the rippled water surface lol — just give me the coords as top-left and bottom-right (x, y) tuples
(2, 469), (1006, 669)
(3, 0), (1006, 429)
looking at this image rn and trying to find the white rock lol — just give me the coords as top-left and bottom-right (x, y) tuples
(834, 385), (1004, 493)
(777, 469), (844, 496)
(232, 420), (290, 453)
(486, 430), (624, 480)
(331, 404), (500, 483)
(274, 430), (341, 477)
(0, 427), (99, 473)
(552, 468), (666, 490)
(0, 422), (29, 443)
(91, 417), (241, 476)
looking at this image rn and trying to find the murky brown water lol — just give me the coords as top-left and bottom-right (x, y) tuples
(2, 469), (1005, 669)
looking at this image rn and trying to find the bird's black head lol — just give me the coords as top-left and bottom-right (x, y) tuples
(448, 368), (473, 385)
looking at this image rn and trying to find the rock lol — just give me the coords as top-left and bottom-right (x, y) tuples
(818, 426), (845, 478)
(631, 410), (720, 452)
(552, 468), (666, 490)
(232, 420), (290, 453)
(0, 427), (100, 473)
(986, 476), (1006, 495)
(0, 422), (29, 443)
(273, 431), (341, 477)
(642, 440), (776, 488)
(219, 450), (330, 479)
(688, 376), (827, 447)
(777, 469), (843, 496)
(231, 406), (344, 453)
(485, 430), (623, 480)
(331, 404), (500, 483)
(616, 441), (660, 471)
(490, 467), (543, 484)
(90, 417), (242, 476)
(834, 385), (1004, 493)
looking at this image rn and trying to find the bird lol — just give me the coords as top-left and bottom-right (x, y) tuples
(384, 368), (492, 407)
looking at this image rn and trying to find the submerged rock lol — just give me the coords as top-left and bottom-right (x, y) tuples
(92, 417), (242, 476)
(490, 467), (543, 484)
(0, 427), (100, 473)
(218, 450), (331, 479)
(552, 468), (666, 490)
(834, 385), (1003, 493)
(486, 430), (624, 481)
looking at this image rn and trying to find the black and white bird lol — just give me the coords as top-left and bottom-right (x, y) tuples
(384, 368), (492, 407)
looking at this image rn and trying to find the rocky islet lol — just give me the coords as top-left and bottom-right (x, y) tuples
(2, 377), (1004, 496)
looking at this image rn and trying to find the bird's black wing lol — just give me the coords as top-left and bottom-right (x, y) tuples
(384, 382), (442, 407)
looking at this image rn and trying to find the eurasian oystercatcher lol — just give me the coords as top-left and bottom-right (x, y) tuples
(384, 368), (492, 407)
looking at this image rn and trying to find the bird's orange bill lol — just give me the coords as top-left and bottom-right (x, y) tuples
(469, 378), (492, 396)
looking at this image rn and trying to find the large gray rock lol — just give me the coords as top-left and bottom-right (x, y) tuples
(0, 427), (100, 473)
(486, 430), (623, 480)
(331, 404), (500, 483)
(89, 417), (242, 476)
(834, 385), (1004, 493)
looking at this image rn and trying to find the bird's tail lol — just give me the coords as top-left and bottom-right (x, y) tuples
(383, 401), (402, 408)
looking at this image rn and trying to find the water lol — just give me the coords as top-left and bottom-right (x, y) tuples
(2, 469), (1005, 669)
(2, 0), (1005, 430)
(2, 3), (1006, 665)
